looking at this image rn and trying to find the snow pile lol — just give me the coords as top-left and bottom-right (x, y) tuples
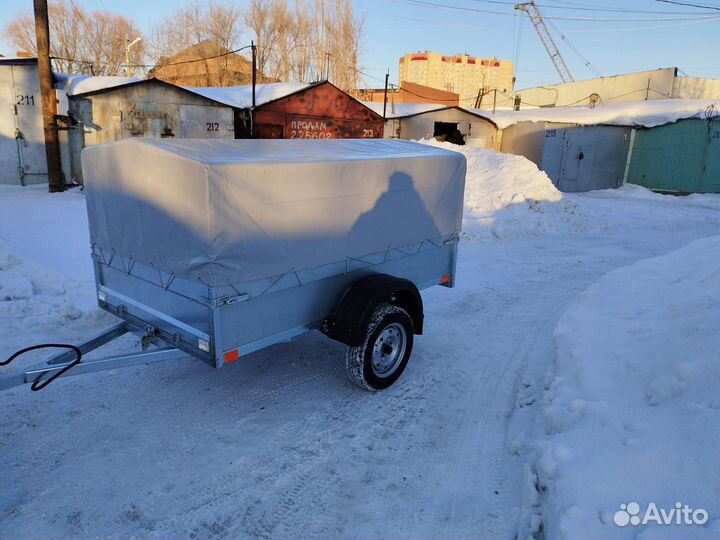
(0, 186), (94, 284)
(0, 186), (113, 369)
(470, 98), (720, 129)
(419, 140), (584, 239)
(0, 241), (111, 371)
(530, 235), (720, 539)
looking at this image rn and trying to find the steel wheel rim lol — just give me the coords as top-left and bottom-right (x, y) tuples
(371, 322), (407, 377)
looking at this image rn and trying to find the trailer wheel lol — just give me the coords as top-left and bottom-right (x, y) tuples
(346, 303), (414, 391)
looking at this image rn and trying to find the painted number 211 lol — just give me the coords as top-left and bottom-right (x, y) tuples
(16, 95), (35, 106)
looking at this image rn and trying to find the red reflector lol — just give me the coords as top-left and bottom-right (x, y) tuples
(224, 349), (240, 363)
(441, 274), (451, 284)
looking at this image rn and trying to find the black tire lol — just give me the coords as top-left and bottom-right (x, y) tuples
(346, 303), (414, 391)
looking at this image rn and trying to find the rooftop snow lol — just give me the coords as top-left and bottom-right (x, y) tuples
(54, 73), (142, 96)
(185, 82), (311, 108)
(468, 98), (720, 129)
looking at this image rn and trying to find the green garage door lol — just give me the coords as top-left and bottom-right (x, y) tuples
(627, 120), (706, 193)
(628, 118), (720, 194)
(703, 119), (720, 193)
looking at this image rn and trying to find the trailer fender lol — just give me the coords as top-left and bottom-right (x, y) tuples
(323, 274), (424, 347)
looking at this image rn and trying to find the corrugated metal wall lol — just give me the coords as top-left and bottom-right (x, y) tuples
(627, 118), (720, 193)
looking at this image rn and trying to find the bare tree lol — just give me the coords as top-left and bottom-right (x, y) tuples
(4, 0), (145, 76)
(246, 0), (293, 79)
(246, 0), (364, 91)
(148, 1), (243, 64)
(207, 3), (244, 52)
(328, 0), (364, 93)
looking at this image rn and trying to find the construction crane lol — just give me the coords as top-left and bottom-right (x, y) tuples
(514, 0), (575, 83)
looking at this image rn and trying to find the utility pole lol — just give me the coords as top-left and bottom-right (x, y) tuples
(493, 89), (497, 114)
(251, 41), (257, 137)
(382, 70), (389, 120)
(33, 0), (63, 192)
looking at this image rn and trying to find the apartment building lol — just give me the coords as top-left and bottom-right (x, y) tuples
(399, 52), (514, 106)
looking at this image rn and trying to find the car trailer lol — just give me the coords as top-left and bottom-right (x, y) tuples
(1, 139), (466, 392)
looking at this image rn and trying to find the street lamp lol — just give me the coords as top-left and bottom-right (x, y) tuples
(124, 37), (142, 76)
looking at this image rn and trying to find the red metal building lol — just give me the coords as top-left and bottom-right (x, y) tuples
(237, 81), (384, 139)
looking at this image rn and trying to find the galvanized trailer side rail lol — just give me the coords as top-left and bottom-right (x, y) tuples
(0, 322), (189, 392)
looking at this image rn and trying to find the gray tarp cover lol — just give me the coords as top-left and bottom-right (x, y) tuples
(82, 138), (467, 285)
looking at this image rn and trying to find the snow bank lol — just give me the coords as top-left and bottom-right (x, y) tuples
(0, 240), (112, 371)
(0, 185), (115, 368)
(0, 185), (94, 284)
(531, 235), (720, 539)
(419, 140), (585, 240)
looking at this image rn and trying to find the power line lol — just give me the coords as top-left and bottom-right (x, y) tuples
(655, 0), (720, 9)
(396, 0), (720, 21)
(562, 14), (720, 31)
(545, 18), (601, 77)
(470, 0), (717, 14)
(52, 44), (254, 71)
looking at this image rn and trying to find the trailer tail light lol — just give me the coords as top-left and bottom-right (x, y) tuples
(224, 349), (240, 364)
(441, 274), (451, 285)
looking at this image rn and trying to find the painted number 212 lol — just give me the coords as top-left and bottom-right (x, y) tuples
(206, 122), (219, 131)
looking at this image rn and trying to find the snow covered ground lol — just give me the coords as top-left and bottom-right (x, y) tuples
(1, 147), (720, 539)
(528, 235), (720, 540)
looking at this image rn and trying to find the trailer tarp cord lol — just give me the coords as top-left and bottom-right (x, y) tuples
(1, 344), (82, 391)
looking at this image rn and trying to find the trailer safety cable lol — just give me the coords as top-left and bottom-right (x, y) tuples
(1, 344), (82, 391)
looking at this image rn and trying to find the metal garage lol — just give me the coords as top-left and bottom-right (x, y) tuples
(201, 80), (384, 140)
(499, 120), (632, 192)
(67, 78), (235, 183)
(626, 117), (720, 193)
(541, 124), (633, 192)
(379, 105), (499, 148)
(0, 58), (72, 186)
(499, 121), (565, 167)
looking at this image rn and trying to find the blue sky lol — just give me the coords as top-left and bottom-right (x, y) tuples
(1, 0), (719, 89)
